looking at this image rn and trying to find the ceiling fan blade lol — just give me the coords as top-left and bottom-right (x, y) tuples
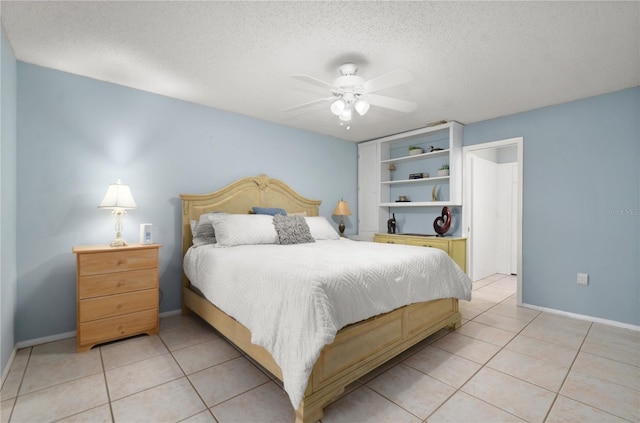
(282, 96), (336, 112)
(363, 69), (413, 93)
(292, 74), (337, 90)
(368, 94), (417, 113)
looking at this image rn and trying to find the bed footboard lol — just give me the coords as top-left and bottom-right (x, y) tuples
(295, 298), (460, 423)
(184, 286), (460, 423)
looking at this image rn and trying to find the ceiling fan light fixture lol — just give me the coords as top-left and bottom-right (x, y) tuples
(339, 108), (352, 122)
(330, 99), (346, 116)
(354, 98), (370, 116)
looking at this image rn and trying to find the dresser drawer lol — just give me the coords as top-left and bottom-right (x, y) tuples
(374, 234), (466, 272)
(77, 248), (158, 276)
(78, 289), (158, 323)
(78, 309), (158, 349)
(78, 268), (158, 299)
(403, 238), (449, 253)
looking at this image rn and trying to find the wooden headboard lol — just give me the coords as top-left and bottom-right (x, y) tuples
(180, 174), (321, 259)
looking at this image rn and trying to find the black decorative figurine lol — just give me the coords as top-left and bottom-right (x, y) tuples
(387, 213), (397, 234)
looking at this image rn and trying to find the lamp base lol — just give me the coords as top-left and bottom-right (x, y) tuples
(338, 220), (346, 237)
(109, 237), (128, 247)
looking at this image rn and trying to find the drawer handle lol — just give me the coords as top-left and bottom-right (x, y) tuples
(116, 302), (124, 309)
(117, 324), (124, 334)
(116, 259), (125, 266)
(117, 280), (125, 287)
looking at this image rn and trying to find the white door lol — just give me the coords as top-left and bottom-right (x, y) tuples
(496, 162), (518, 275)
(470, 155), (498, 281)
(510, 163), (519, 274)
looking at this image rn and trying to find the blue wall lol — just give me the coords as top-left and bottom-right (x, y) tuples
(9, 59), (639, 350)
(464, 88), (639, 326)
(1, 26), (18, 376)
(16, 63), (357, 342)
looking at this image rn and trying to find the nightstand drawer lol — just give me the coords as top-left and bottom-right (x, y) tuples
(79, 289), (157, 322)
(78, 268), (158, 299)
(78, 309), (158, 348)
(77, 248), (158, 276)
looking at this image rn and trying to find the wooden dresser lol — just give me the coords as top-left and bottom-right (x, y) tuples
(72, 243), (162, 352)
(374, 233), (467, 273)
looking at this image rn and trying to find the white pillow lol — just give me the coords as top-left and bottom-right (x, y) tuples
(305, 216), (340, 240)
(209, 214), (278, 247)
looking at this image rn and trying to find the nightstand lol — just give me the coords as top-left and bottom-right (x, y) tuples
(72, 243), (162, 352)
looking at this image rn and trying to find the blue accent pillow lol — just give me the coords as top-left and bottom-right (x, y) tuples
(252, 207), (287, 216)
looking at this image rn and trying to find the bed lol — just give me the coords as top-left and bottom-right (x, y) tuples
(180, 174), (471, 423)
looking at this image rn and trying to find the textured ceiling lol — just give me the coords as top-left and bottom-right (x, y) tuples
(1, 1), (639, 142)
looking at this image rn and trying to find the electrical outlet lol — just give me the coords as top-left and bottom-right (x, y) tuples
(577, 273), (589, 286)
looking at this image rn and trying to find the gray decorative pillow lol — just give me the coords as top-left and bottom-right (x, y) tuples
(272, 214), (315, 245)
(192, 213), (218, 247)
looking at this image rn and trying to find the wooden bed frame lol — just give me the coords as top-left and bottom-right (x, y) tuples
(180, 174), (462, 423)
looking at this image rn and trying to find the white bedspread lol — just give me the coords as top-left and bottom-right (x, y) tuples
(184, 238), (471, 409)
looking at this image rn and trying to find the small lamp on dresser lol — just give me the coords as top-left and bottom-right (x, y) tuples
(332, 199), (352, 236)
(98, 179), (137, 247)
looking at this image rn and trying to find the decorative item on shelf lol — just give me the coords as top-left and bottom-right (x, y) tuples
(332, 199), (352, 237)
(409, 172), (429, 179)
(387, 213), (397, 234)
(429, 146), (444, 152)
(408, 145), (423, 155)
(388, 163), (396, 181)
(432, 185), (438, 201)
(433, 206), (452, 236)
(98, 179), (137, 247)
(397, 195), (410, 202)
(437, 164), (450, 177)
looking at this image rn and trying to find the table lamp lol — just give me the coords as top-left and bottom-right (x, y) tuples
(332, 199), (352, 236)
(98, 179), (137, 247)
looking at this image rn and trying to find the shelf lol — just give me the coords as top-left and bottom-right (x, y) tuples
(381, 176), (449, 185)
(357, 121), (463, 238)
(381, 149), (449, 164)
(380, 201), (461, 207)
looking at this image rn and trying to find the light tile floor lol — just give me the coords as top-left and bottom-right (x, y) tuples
(2, 274), (638, 422)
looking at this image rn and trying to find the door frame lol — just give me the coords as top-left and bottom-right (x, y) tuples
(462, 137), (524, 305)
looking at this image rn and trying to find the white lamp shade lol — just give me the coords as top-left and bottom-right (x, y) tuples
(354, 98), (370, 116)
(339, 107), (352, 122)
(98, 179), (137, 209)
(330, 99), (346, 116)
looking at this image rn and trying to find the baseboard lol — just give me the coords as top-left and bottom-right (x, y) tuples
(521, 303), (640, 332)
(15, 330), (76, 350)
(13, 310), (185, 351)
(159, 309), (181, 318)
(1, 347), (17, 388)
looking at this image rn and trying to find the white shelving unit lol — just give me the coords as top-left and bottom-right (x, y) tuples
(357, 121), (463, 238)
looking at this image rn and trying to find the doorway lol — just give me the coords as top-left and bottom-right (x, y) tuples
(462, 137), (523, 305)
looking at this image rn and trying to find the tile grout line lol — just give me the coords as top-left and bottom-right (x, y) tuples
(546, 322), (636, 423)
(98, 346), (116, 423)
(3, 346), (32, 423)
(541, 320), (593, 423)
(160, 321), (221, 422)
(422, 278), (526, 421)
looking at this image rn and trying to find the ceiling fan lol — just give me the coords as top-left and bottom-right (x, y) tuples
(284, 63), (417, 124)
